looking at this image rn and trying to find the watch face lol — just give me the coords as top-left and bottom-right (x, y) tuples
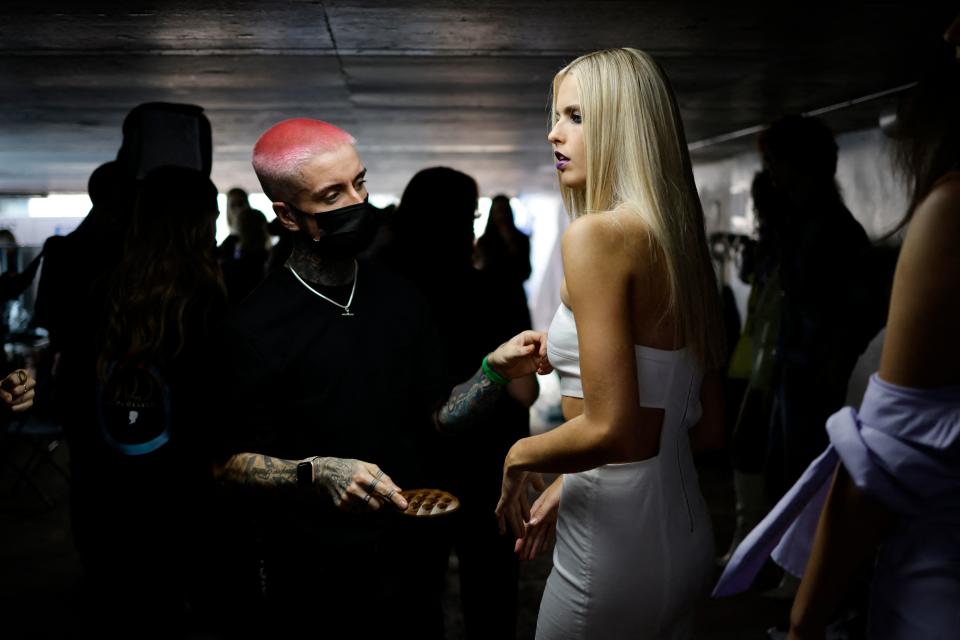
(297, 461), (312, 488)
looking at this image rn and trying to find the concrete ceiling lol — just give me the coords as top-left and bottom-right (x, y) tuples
(0, 1), (954, 197)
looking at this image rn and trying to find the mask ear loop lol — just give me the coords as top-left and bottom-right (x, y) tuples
(287, 204), (323, 242)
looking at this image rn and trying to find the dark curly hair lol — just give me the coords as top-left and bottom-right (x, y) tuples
(98, 166), (225, 377)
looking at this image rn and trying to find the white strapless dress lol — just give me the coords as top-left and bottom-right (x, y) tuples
(537, 304), (714, 639)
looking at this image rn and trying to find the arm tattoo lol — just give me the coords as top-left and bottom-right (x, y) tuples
(216, 453), (297, 490)
(436, 367), (504, 434)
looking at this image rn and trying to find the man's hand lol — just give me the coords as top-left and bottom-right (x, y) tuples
(1, 369), (35, 413)
(316, 457), (408, 512)
(486, 330), (552, 381)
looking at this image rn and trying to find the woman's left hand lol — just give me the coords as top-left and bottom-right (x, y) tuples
(487, 330), (552, 381)
(496, 458), (532, 539)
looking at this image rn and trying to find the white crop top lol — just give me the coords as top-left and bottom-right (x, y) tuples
(546, 303), (700, 411)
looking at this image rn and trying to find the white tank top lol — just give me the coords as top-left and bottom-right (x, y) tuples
(547, 303), (702, 414)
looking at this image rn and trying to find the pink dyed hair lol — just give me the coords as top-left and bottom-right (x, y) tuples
(252, 118), (356, 201)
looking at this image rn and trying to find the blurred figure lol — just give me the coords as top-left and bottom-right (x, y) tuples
(358, 201), (398, 264)
(217, 187), (250, 261)
(708, 233), (745, 468)
(388, 168), (537, 640)
(719, 171), (787, 564)
(265, 215), (293, 272)
(221, 207), (270, 304)
(63, 166), (226, 634)
(474, 194), (532, 283)
(37, 101), (212, 367)
(0, 229), (18, 270)
(227, 187), (250, 221)
(34, 161), (136, 361)
(0, 229), (42, 355)
(759, 115), (878, 500)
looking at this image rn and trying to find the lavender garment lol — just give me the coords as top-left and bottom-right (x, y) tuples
(714, 374), (960, 637)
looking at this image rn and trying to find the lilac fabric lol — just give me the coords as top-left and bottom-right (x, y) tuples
(714, 373), (960, 597)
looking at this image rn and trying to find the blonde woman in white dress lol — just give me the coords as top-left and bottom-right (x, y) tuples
(496, 48), (725, 639)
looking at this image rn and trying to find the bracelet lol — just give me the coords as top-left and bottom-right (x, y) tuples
(481, 356), (510, 386)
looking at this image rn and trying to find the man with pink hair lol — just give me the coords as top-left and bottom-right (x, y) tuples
(209, 118), (546, 634)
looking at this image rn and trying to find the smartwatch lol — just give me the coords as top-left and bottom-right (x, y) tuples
(297, 457), (317, 489)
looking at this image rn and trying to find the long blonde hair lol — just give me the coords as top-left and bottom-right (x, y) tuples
(552, 48), (725, 369)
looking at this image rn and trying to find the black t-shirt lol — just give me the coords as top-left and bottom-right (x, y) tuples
(59, 279), (224, 577)
(214, 260), (447, 548)
(779, 199), (874, 369)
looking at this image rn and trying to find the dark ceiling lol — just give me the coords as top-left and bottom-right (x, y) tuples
(0, 1), (954, 196)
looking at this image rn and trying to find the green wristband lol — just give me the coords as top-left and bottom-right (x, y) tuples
(482, 356), (510, 386)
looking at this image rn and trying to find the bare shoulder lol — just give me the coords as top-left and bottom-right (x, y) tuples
(907, 178), (960, 241)
(561, 208), (654, 265)
(560, 213), (636, 302)
(900, 179), (960, 278)
(880, 177), (960, 385)
(561, 213), (622, 258)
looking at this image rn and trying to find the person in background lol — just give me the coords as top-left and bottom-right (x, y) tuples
(719, 170), (787, 565)
(474, 194), (532, 283)
(217, 186), (251, 261)
(221, 207), (271, 304)
(388, 167), (537, 640)
(63, 166), (226, 635)
(33, 161), (137, 404)
(0, 230), (42, 354)
(759, 115), (877, 501)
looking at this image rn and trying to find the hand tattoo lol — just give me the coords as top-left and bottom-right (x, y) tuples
(316, 457), (363, 506)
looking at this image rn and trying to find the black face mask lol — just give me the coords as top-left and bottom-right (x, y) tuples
(287, 198), (380, 259)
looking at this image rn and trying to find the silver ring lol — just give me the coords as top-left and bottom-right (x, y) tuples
(363, 492), (373, 504)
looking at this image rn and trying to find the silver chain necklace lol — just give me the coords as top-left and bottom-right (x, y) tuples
(288, 261), (358, 317)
